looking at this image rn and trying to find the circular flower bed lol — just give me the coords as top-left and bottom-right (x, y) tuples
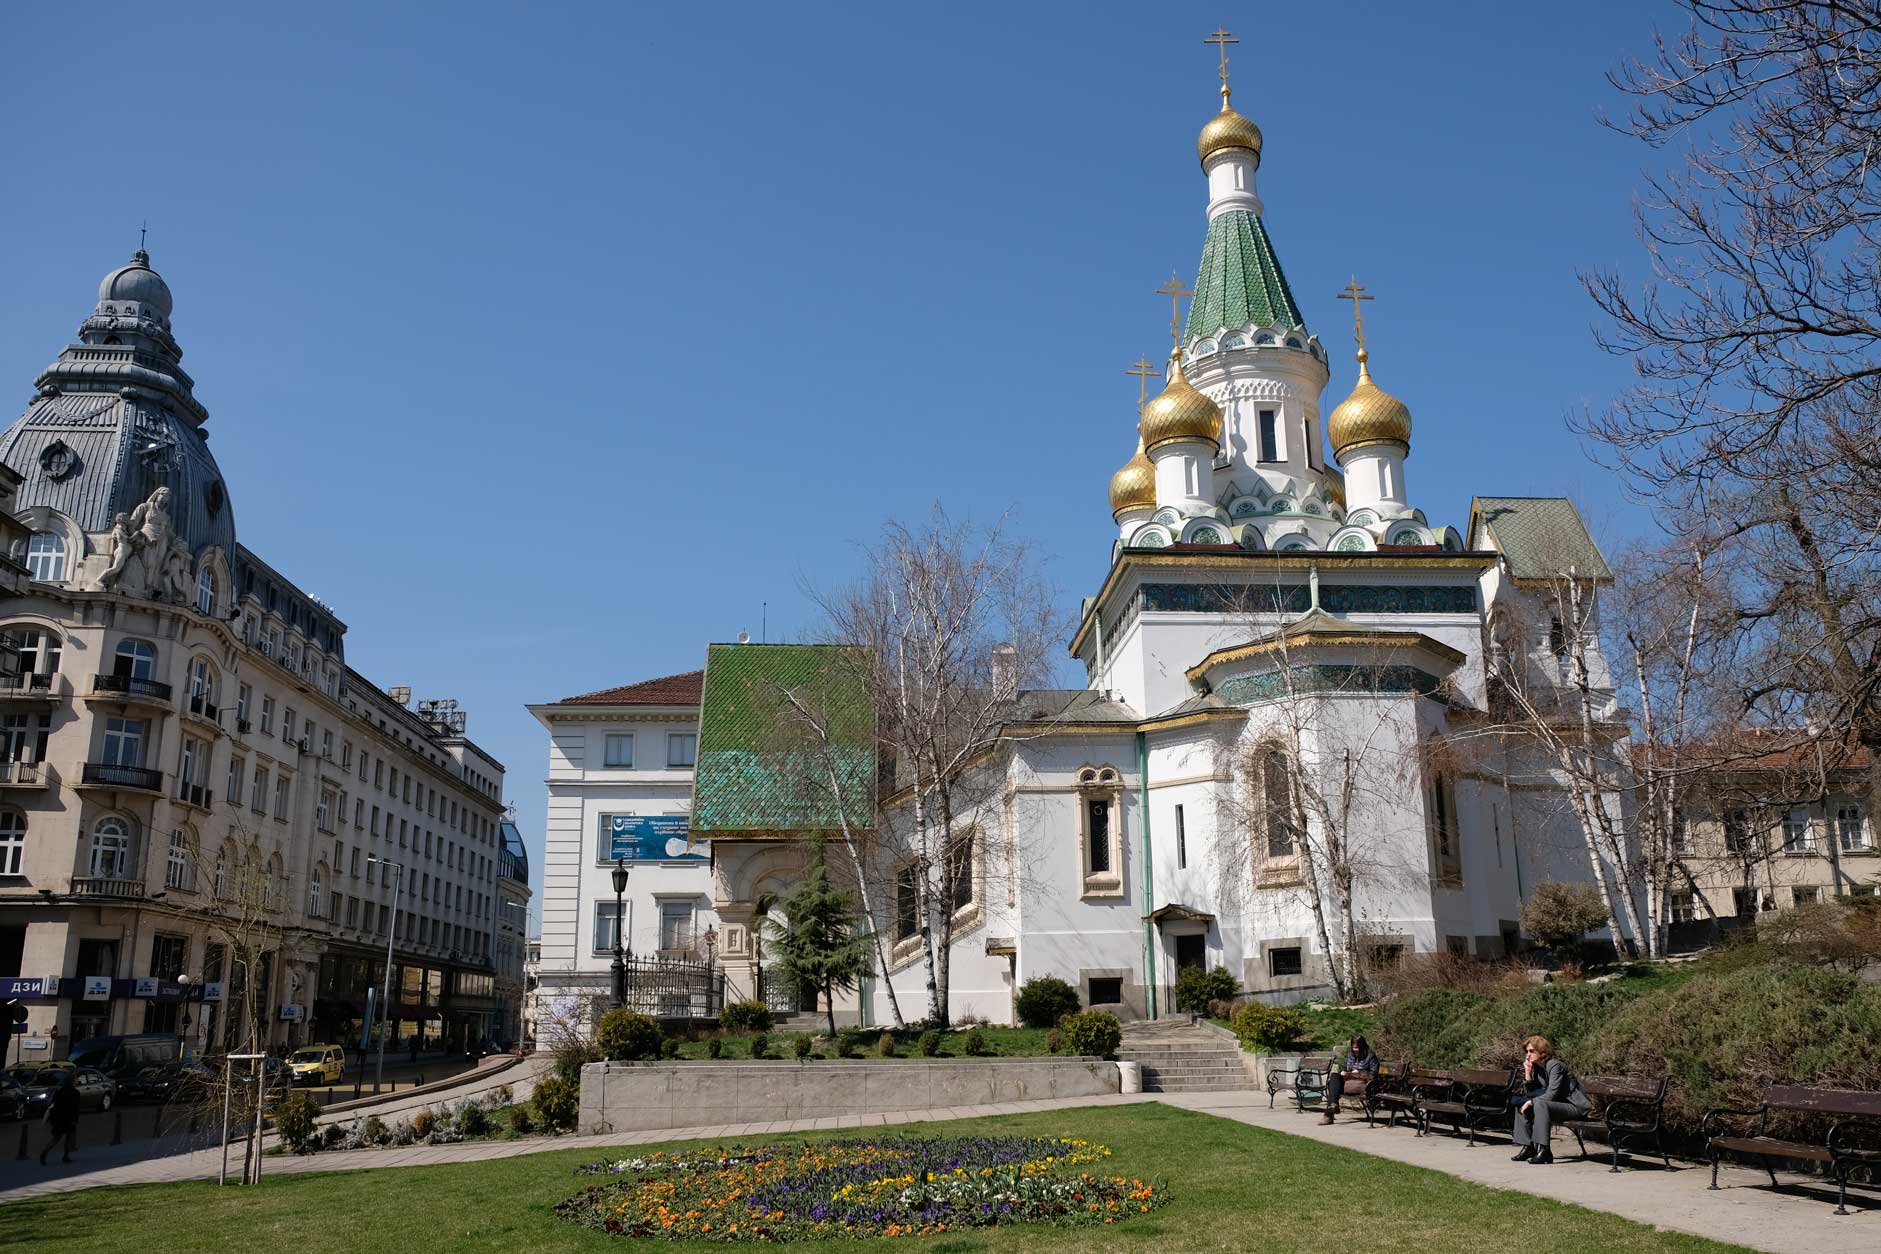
(555, 1135), (1169, 1240)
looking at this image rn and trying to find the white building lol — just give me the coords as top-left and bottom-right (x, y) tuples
(527, 672), (713, 1032)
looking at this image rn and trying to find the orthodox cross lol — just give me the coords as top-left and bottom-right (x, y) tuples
(1204, 26), (1238, 100)
(140, 221), (147, 251)
(1336, 276), (1374, 355)
(1155, 272), (1194, 347)
(1126, 356), (1161, 410)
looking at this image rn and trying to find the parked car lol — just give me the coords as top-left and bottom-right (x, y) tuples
(287, 1044), (344, 1085)
(22, 1067), (117, 1115)
(6, 1060), (74, 1086)
(0, 1073), (27, 1121)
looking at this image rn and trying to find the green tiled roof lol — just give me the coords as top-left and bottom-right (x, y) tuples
(1468, 497), (1613, 581)
(1186, 210), (1306, 339)
(692, 643), (875, 836)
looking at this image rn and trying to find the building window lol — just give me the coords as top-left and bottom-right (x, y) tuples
(1782, 808), (1811, 854)
(1075, 766), (1124, 894)
(1269, 946), (1304, 977)
(1429, 773), (1462, 883)
(592, 901), (623, 953)
(0, 810), (24, 876)
(236, 683), (251, 726)
(196, 565), (216, 616)
(1261, 749), (1296, 859)
(1731, 886), (1756, 916)
(946, 834), (974, 913)
(659, 901), (695, 952)
(1175, 804), (1187, 869)
(1257, 409), (1279, 462)
(1087, 798), (1110, 873)
(283, 708), (297, 743)
(252, 766), (269, 814)
(13, 629), (61, 678)
(113, 638), (157, 679)
(90, 817), (132, 879)
(1723, 809), (1751, 854)
(1836, 805), (1867, 851)
(604, 734), (634, 768)
(667, 733), (697, 768)
(260, 696), (274, 735)
(101, 717), (147, 767)
(1668, 891), (1695, 924)
(317, 790), (334, 833)
(1792, 885), (1821, 907)
(25, 532), (65, 582)
(274, 774), (291, 820)
(895, 865), (919, 940)
(1548, 616), (1567, 659)
(1088, 976), (1123, 1005)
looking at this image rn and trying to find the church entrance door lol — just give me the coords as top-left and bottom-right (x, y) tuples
(1174, 933), (1205, 972)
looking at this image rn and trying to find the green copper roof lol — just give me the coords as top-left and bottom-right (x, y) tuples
(1185, 210), (1306, 338)
(693, 643), (875, 836)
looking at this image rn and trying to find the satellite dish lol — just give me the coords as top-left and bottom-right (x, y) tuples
(737, 631), (751, 644)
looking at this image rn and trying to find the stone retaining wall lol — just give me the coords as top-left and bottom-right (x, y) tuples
(578, 1058), (1120, 1134)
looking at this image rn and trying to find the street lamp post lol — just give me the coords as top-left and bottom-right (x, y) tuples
(367, 856), (404, 1095)
(610, 859), (629, 1010)
(176, 973), (193, 1060)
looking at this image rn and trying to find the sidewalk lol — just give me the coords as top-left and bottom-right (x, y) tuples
(1159, 1090), (1873, 1254)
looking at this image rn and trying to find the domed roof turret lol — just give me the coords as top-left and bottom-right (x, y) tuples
(1109, 438), (1157, 517)
(1138, 352), (1222, 453)
(1197, 99), (1262, 168)
(1327, 349), (1412, 459)
(96, 249), (173, 322)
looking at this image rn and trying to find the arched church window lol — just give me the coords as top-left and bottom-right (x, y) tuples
(1076, 767), (1124, 896)
(1261, 749), (1298, 859)
(1286, 337), (1303, 349)
(1428, 773), (1462, 883)
(1337, 534), (1367, 552)
(25, 533), (65, 582)
(1189, 527), (1222, 545)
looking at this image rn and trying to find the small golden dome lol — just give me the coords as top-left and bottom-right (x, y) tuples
(1109, 438), (1157, 517)
(1327, 350), (1412, 458)
(1139, 352), (1223, 453)
(1323, 466), (1346, 509)
(1197, 99), (1263, 169)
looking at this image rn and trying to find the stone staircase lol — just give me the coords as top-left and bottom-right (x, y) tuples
(1118, 1019), (1257, 1093)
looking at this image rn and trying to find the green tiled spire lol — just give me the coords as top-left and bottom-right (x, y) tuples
(1185, 210), (1306, 338)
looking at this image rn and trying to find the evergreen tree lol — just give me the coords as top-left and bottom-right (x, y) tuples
(769, 842), (872, 1037)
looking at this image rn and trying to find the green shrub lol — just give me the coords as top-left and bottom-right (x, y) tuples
(410, 1108), (436, 1140)
(456, 1101), (490, 1137)
(1014, 976), (1081, 1028)
(876, 1031), (897, 1057)
(835, 1035), (858, 1059)
(551, 1031), (603, 1082)
(660, 1036), (681, 1060)
(1231, 1002), (1308, 1051)
(706, 1036), (723, 1060)
(531, 1073), (579, 1131)
(596, 1009), (663, 1061)
(793, 1034), (813, 1059)
(1173, 965), (1238, 1014)
(274, 1092), (322, 1154)
(961, 1026), (993, 1056)
(719, 999), (774, 1032)
(491, 1083), (513, 1105)
(749, 1031), (771, 1059)
(1522, 882), (1610, 954)
(1045, 1027), (1064, 1054)
(362, 1115), (388, 1146)
(1059, 1010), (1123, 1058)
(509, 1104), (535, 1136)
(916, 1030), (941, 1057)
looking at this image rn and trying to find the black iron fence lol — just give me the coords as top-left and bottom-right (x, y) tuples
(619, 954), (725, 1021)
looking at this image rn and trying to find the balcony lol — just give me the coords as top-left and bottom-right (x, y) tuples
(79, 762), (164, 792)
(88, 673), (174, 710)
(182, 693), (222, 732)
(0, 671), (60, 704)
(0, 760), (52, 789)
(176, 782), (214, 811)
(70, 877), (146, 899)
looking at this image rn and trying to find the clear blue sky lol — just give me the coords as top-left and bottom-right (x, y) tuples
(0, 2), (1681, 920)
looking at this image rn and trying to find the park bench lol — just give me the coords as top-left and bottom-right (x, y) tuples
(1561, 1075), (1671, 1171)
(1265, 1054), (1332, 1110)
(1414, 1067), (1516, 1145)
(1373, 1064), (1444, 1131)
(1704, 1084), (1881, 1215)
(1289, 1057), (1411, 1125)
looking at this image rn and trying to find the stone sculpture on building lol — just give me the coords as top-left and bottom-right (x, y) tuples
(94, 485), (193, 601)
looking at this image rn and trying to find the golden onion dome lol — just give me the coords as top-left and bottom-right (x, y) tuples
(1139, 352), (1223, 453)
(1323, 466), (1346, 509)
(1197, 97), (1263, 169)
(1109, 438), (1157, 517)
(1327, 350), (1412, 458)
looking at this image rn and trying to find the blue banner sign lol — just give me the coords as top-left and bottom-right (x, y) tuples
(2, 976), (59, 998)
(607, 815), (706, 862)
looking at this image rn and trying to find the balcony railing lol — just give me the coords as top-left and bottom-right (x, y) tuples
(0, 761), (46, 786)
(0, 671), (54, 695)
(187, 694), (220, 722)
(71, 877), (146, 899)
(92, 673), (173, 701)
(80, 762), (164, 791)
(177, 782), (214, 810)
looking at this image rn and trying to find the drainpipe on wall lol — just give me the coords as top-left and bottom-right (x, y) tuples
(1136, 731), (1155, 1020)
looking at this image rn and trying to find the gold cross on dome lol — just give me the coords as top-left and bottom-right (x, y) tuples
(1336, 276), (1374, 355)
(1204, 27), (1238, 100)
(1126, 356), (1162, 409)
(1155, 272), (1195, 347)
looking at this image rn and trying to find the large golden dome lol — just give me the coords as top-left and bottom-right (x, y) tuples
(1327, 350), (1411, 458)
(1139, 353), (1223, 453)
(1198, 100), (1263, 168)
(1109, 438), (1157, 517)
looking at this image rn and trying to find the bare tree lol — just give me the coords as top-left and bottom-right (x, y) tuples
(815, 507), (1063, 1026)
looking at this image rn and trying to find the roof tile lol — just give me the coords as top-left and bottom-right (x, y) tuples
(553, 669), (703, 707)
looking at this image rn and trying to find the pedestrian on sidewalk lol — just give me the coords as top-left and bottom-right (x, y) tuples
(1510, 1035), (1588, 1164)
(408, 1035), (419, 1065)
(37, 1072), (80, 1165)
(1319, 1036), (1379, 1125)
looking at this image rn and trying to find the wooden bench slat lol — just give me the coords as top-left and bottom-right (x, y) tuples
(1711, 1136), (1834, 1163)
(1764, 1085), (1881, 1118)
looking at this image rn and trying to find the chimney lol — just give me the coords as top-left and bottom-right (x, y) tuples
(990, 643), (1018, 696)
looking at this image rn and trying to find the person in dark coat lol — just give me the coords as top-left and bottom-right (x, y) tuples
(38, 1072), (80, 1165)
(1319, 1036), (1380, 1124)
(1510, 1035), (1589, 1163)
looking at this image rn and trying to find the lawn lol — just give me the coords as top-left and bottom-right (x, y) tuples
(1, 1104), (1747, 1254)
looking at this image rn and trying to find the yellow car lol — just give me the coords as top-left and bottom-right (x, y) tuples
(287, 1044), (345, 1085)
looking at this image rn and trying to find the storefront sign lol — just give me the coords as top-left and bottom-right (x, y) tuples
(81, 976), (111, 1001)
(132, 977), (159, 997)
(20, 1038), (48, 1051)
(279, 1004), (303, 1021)
(0, 976), (60, 998)
(606, 815), (705, 862)
(202, 982), (225, 1001)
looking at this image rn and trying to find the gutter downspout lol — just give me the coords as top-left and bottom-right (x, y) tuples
(1137, 730), (1155, 1020)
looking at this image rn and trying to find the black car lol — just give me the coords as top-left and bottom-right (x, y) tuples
(122, 1060), (212, 1104)
(0, 1074), (26, 1121)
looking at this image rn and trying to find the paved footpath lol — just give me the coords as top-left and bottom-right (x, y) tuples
(1, 1088), (1872, 1254)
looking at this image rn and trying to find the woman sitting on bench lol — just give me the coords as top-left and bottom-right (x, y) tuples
(1511, 1035), (1589, 1164)
(1319, 1035), (1380, 1124)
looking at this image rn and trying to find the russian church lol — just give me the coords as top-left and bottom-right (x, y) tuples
(680, 36), (1628, 1026)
